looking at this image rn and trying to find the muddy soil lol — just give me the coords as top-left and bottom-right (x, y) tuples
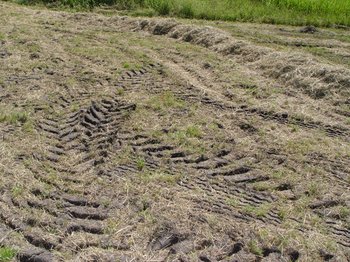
(0, 2), (349, 261)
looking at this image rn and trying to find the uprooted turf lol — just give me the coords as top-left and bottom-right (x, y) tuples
(0, 2), (349, 261)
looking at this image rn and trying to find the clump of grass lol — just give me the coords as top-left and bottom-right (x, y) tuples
(0, 108), (33, 132)
(136, 157), (146, 170)
(140, 171), (182, 184)
(111, 146), (133, 165)
(225, 197), (239, 207)
(248, 240), (263, 256)
(0, 111), (28, 125)
(277, 207), (288, 221)
(290, 124), (300, 133)
(11, 185), (24, 198)
(252, 181), (271, 191)
(22, 120), (34, 133)
(338, 206), (350, 219)
(285, 138), (314, 155)
(26, 42), (41, 53)
(306, 181), (323, 197)
(148, 91), (185, 111)
(139, 208), (157, 223)
(272, 170), (285, 179)
(116, 87), (125, 96)
(185, 125), (201, 138)
(168, 125), (202, 147)
(123, 62), (130, 69)
(104, 219), (119, 234)
(164, 124), (205, 154)
(243, 203), (271, 217)
(0, 247), (17, 262)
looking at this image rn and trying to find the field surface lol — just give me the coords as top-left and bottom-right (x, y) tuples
(0, 2), (350, 261)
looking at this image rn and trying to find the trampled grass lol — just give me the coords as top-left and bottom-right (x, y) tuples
(17, 0), (350, 27)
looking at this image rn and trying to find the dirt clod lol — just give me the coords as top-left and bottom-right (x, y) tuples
(18, 248), (54, 262)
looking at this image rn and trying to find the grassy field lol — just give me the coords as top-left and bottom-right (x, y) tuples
(1, 1), (350, 260)
(17, 0), (350, 27)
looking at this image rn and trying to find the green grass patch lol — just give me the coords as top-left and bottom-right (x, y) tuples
(11, 185), (24, 198)
(243, 203), (271, 217)
(0, 111), (28, 125)
(338, 206), (350, 219)
(0, 32), (5, 41)
(17, 0), (350, 27)
(148, 91), (185, 111)
(136, 157), (146, 170)
(163, 124), (206, 154)
(0, 247), (17, 261)
(225, 197), (239, 207)
(168, 125), (202, 145)
(185, 125), (202, 138)
(248, 240), (263, 256)
(252, 181), (271, 191)
(139, 171), (182, 184)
